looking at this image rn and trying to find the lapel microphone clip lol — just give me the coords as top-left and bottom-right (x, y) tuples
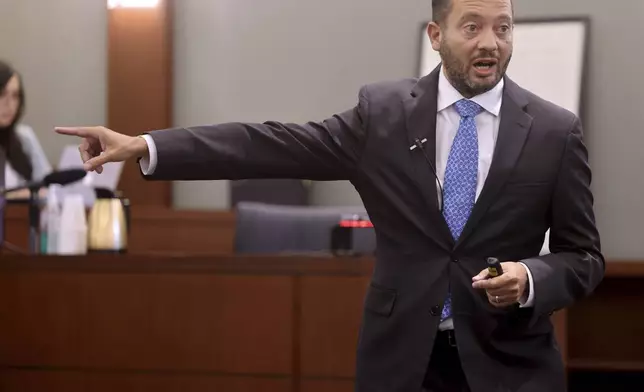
(409, 138), (428, 151)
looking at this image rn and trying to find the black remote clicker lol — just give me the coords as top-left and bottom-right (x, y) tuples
(487, 257), (504, 277)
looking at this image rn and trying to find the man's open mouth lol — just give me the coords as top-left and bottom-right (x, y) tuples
(473, 59), (498, 70)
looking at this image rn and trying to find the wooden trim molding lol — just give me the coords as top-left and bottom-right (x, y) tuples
(108, 0), (173, 206)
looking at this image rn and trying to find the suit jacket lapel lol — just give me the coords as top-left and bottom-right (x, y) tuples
(404, 66), (454, 249)
(455, 77), (534, 248)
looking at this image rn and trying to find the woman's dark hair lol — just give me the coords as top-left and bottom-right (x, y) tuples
(0, 60), (33, 181)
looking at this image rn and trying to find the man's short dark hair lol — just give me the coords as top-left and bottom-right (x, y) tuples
(432, 0), (514, 24)
(432, 0), (452, 24)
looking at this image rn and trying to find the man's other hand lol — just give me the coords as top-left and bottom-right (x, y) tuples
(55, 126), (148, 174)
(471, 262), (528, 308)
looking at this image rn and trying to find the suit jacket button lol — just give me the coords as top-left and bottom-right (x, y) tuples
(451, 257), (459, 263)
(430, 306), (440, 316)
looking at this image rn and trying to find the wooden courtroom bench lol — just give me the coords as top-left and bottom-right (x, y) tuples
(0, 254), (641, 391)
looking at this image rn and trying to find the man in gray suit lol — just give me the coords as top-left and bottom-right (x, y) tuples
(57, 0), (604, 390)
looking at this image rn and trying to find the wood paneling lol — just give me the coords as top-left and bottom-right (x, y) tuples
(108, 0), (173, 206)
(128, 207), (236, 254)
(568, 277), (644, 368)
(552, 309), (568, 366)
(300, 379), (355, 392)
(0, 370), (291, 392)
(0, 273), (292, 374)
(0, 255), (640, 391)
(0, 255), (374, 392)
(300, 276), (369, 378)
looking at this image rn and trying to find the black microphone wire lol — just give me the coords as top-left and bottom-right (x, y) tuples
(414, 138), (444, 213)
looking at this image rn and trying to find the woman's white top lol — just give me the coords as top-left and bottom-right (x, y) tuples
(4, 123), (53, 187)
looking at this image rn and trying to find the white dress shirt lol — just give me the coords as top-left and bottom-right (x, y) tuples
(138, 134), (157, 175)
(435, 67), (535, 330)
(138, 69), (535, 332)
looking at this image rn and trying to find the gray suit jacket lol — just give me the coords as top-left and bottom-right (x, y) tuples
(144, 66), (605, 392)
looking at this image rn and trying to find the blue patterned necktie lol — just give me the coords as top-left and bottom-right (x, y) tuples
(440, 99), (483, 322)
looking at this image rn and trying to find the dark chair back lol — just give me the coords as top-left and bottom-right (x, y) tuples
(233, 202), (375, 255)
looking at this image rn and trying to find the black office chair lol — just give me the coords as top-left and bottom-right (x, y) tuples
(233, 202), (376, 255)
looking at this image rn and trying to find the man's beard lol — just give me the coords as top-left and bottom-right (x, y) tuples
(439, 39), (511, 98)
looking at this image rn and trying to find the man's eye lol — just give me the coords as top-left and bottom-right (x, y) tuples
(465, 24), (478, 32)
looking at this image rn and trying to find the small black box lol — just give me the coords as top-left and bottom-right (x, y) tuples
(330, 215), (375, 256)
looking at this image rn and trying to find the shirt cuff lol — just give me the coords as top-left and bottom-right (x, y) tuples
(518, 262), (535, 307)
(138, 134), (158, 175)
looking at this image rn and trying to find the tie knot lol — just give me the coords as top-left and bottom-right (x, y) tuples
(454, 99), (483, 118)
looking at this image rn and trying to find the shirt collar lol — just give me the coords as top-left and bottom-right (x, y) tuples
(437, 65), (504, 116)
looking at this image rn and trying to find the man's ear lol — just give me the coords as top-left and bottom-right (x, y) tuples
(427, 22), (442, 51)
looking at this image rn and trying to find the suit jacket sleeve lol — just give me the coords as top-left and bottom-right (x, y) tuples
(523, 116), (605, 322)
(141, 87), (370, 182)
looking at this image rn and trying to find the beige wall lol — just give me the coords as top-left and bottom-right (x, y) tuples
(515, 0), (644, 259)
(171, 0), (430, 209)
(0, 0), (107, 165)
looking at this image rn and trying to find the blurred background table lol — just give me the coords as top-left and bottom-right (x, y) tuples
(3, 204), (236, 255)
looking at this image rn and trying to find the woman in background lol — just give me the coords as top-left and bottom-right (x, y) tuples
(0, 60), (52, 189)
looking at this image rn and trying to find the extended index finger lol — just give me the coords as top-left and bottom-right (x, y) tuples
(55, 126), (100, 138)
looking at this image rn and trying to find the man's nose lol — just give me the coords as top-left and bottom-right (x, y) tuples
(478, 28), (499, 52)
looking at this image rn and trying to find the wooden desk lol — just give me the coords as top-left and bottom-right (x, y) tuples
(3, 204), (237, 254)
(0, 254), (370, 392)
(0, 255), (641, 392)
